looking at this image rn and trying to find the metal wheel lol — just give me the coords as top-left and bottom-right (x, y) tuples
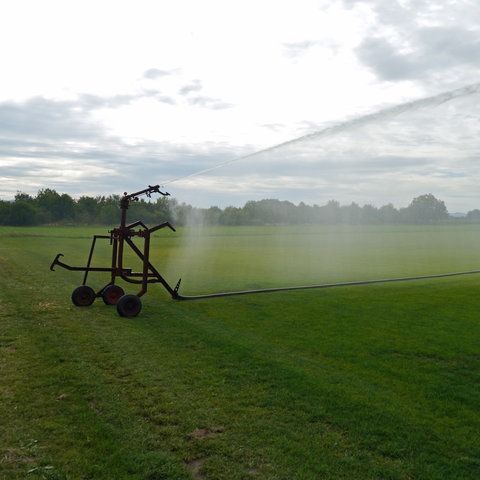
(116, 294), (142, 317)
(71, 285), (96, 307)
(102, 284), (125, 305)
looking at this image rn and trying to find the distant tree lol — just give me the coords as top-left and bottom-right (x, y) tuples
(361, 204), (381, 224)
(0, 187), (465, 227)
(466, 209), (480, 223)
(35, 188), (75, 223)
(15, 192), (35, 203)
(0, 193), (40, 225)
(7, 201), (40, 225)
(405, 193), (449, 224)
(95, 195), (120, 224)
(35, 188), (60, 222)
(219, 206), (245, 225)
(0, 195), (38, 225)
(58, 193), (75, 221)
(0, 201), (11, 225)
(341, 202), (362, 224)
(242, 199), (297, 225)
(295, 202), (313, 224)
(96, 204), (118, 224)
(378, 203), (399, 224)
(204, 206), (222, 225)
(319, 200), (341, 224)
(76, 196), (99, 223)
(242, 200), (259, 225)
(155, 197), (173, 222)
(170, 201), (192, 226)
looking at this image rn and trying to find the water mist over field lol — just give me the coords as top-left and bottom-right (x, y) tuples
(159, 224), (480, 297)
(161, 84), (480, 295)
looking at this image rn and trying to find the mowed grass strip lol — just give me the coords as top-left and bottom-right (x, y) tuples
(0, 225), (479, 479)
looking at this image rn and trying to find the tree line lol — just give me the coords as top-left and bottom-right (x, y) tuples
(1, 189), (479, 226)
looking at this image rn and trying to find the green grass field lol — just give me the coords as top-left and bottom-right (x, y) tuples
(1, 225), (479, 479)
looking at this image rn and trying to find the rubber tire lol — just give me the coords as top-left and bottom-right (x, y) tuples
(116, 294), (142, 317)
(102, 284), (125, 305)
(71, 285), (96, 307)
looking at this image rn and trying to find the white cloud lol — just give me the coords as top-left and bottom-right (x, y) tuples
(0, 0), (479, 211)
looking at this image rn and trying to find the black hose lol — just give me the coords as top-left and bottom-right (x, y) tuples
(175, 269), (480, 300)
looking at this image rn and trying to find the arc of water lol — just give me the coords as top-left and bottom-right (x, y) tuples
(162, 82), (480, 186)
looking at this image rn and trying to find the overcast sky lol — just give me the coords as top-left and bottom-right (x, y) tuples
(1, 0), (480, 211)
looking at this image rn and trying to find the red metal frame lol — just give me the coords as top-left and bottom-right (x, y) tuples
(50, 185), (181, 312)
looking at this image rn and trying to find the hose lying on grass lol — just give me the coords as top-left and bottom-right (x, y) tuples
(176, 269), (480, 300)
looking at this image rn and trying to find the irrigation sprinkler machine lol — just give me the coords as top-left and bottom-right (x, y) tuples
(51, 184), (480, 317)
(51, 183), (290, 318)
(50, 185), (183, 317)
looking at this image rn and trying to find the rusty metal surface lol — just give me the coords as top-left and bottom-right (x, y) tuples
(51, 186), (180, 313)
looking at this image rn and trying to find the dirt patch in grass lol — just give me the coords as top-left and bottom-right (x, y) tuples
(188, 425), (225, 440)
(187, 458), (205, 479)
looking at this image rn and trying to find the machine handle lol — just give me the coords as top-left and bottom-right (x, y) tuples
(50, 253), (64, 271)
